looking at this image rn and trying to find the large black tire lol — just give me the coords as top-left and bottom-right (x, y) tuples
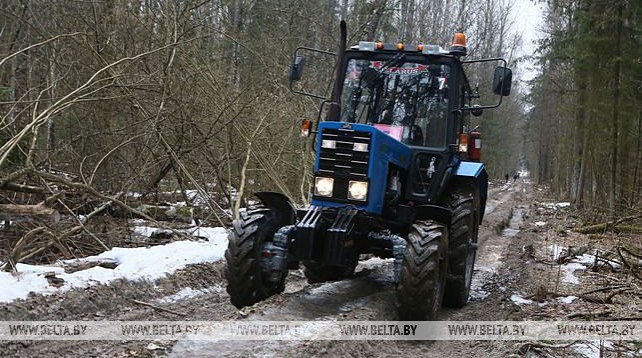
(303, 259), (358, 284)
(225, 207), (287, 309)
(442, 187), (479, 308)
(396, 220), (448, 320)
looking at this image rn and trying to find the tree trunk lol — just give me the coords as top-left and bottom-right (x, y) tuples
(571, 64), (587, 206)
(363, 0), (388, 41)
(608, 2), (623, 214)
(228, 0), (242, 92)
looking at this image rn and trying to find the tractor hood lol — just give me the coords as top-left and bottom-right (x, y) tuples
(312, 121), (411, 214)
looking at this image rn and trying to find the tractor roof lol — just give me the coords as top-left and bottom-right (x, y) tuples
(350, 33), (468, 57)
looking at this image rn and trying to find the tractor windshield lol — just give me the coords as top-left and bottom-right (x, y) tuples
(340, 58), (450, 148)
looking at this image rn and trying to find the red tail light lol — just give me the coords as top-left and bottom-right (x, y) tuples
(469, 130), (481, 161)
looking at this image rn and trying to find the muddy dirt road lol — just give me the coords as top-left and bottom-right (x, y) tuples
(2, 180), (639, 357)
(170, 181), (524, 357)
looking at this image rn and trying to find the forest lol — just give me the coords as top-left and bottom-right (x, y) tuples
(0, 0), (639, 268)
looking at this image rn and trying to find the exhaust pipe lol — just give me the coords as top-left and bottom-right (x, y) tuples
(326, 20), (347, 122)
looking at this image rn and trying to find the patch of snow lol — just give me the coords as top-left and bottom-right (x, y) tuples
(575, 253), (596, 266)
(550, 244), (565, 261)
(78, 215), (87, 223)
(0, 228), (228, 303)
(551, 249), (614, 285)
(227, 186), (238, 201)
(187, 227), (228, 242)
(155, 285), (222, 304)
(542, 202), (571, 209)
(556, 295), (578, 304)
(134, 226), (172, 237)
(561, 262), (586, 284)
(578, 252), (622, 270)
(573, 341), (613, 358)
(534, 221), (546, 227)
(184, 190), (209, 206)
(146, 342), (163, 350)
(127, 192), (142, 198)
(355, 257), (391, 272)
(510, 294), (534, 305)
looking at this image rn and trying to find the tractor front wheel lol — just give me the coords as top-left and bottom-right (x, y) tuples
(396, 220), (448, 320)
(225, 207), (287, 309)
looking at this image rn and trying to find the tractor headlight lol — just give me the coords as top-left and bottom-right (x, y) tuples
(348, 181), (368, 201)
(321, 140), (336, 149)
(353, 142), (368, 152)
(314, 177), (334, 197)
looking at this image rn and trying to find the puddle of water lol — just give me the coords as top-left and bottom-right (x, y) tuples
(501, 228), (520, 237)
(501, 207), (524, 237)
(469, 270), (495, 301)
(485, 199), (506, 215)
(262, 269), (394, 320)
(469, 206), (525, 302)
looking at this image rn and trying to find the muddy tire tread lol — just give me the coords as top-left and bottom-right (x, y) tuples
(443, 188), (478, 308)
(396, 221), (448, 320)
(225, 207), (285, 309)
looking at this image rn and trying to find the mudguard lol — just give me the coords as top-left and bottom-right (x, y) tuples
(254, 192), (296, 227)
(454, 161), (488, 222)
(416, 204), (452, 225)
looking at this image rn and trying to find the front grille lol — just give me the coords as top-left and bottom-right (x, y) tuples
(318, 128), (371, 177)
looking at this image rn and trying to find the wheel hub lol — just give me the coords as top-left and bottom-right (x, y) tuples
(259, 225), (294, 283)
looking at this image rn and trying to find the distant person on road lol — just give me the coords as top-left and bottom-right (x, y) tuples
(505, 173), (509, 183)
(513, 173), (519, 182)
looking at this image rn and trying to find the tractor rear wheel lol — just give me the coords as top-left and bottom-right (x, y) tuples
(396, 220), (448, 320)
(443, 187), (478, 308)
(225, 207), (287, 309)
(303, 259), (358, 284)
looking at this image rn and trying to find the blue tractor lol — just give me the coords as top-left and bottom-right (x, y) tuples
(225, 22), (512, 320)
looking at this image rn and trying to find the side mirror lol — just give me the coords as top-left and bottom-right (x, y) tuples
(492, 66), (512, 96)
(289, 55), (306, 81)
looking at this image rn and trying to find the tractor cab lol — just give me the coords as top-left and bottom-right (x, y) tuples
(339, 46), (452, 149)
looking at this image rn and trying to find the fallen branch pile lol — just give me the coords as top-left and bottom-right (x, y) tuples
(0, 168), (224, 271)
(573, 214), (642, 234)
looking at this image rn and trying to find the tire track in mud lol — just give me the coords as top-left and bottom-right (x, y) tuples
(170, 183), (526, 357)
